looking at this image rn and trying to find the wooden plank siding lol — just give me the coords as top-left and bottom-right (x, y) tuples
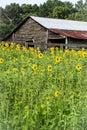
(48, 30), (65, 39)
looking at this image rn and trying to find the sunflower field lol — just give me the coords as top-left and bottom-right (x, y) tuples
(0, 42), (87, 130)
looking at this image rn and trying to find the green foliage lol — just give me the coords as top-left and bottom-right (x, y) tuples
(4, 3), (22, 25)
(69, 0), (87, 21)
(39, 0), (54, 17)
(0, 43), (87, 129)
(52, 1), (75, 19)
(21, 4), (39, 19)
(0, 24), (14, 41)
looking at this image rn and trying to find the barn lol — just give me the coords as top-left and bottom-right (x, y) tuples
(3, 16), (87, 50)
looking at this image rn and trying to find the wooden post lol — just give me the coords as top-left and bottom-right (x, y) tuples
(45, 30), (48, 49)
(12, 33), (15, 42)
(65, 37), (68, 49)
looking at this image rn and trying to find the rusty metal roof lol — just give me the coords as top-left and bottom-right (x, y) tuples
(31, 16), (87, 39)
(50, 29), (87, 39)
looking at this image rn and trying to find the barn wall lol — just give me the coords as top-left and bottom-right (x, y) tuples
(68, 38), (87, 49)
(48, 31), (59, 40)
(7, 18), (47, 50)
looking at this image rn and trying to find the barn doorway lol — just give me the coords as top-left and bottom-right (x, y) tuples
(25, 39), (34, 48)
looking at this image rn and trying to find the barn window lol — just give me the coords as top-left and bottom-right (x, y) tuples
(49, 38), (65, 44)
(25, 39), (34, 48)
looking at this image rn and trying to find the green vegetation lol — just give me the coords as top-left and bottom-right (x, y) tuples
(0, 42), (87, 129)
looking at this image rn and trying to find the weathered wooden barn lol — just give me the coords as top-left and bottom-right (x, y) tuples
(3, 16), (87, 50)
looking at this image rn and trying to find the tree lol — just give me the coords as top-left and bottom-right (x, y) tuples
(39, 0), (54, 17)
(68, 0), (87, 21)
(32, 4), (39, 14)
(21, 4), (39, 19)
(52, 1), (75, 19)
(21, 4), (32, 19)
(74, 0), (84, 20)
(0, 8), (4, 24)
(4, 3), (22, 25)
(0, 24), (14, 41)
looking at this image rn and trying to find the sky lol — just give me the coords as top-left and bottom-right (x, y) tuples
(0, 0), (86, 8)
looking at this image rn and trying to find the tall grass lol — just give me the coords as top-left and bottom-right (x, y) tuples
(0, 42), (87, 130)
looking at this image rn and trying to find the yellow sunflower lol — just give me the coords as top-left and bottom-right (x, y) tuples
(76, 64), (82, 71)
(50, 47), (54, 54)
(81, 52), (87, 57)
(32, 64), (38, 70)
(5, 43), (9, 47)
(47, 65), (52, 71)
(0, 58), (4, 64)
(54, 91), (60, 97)
(38, 53), (43, 58)
(55, 56), (62, 63)
(16, 44), (20, 50)
(10, 42), (14, 48)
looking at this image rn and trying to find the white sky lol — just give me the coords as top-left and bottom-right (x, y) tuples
(0, 0), (86, 8)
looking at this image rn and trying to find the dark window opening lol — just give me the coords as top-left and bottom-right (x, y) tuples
(48, 38), (65, 49)
(25, 39), (34, 48)
(49, 38), (65, 43)
(28, 45), (34, 48)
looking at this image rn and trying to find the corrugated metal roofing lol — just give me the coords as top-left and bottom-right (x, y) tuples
(31, 16), (87, 31)
(50, 29), (87, 39)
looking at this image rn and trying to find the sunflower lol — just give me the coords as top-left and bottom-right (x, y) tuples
(10, 42), (14, 48)
(47, 65), (52, 71)
(16, 44), (20, 50)
(55, 56), (62, 63)
(76, 63), (82, 71)
(81, 52), (87, 57)
(50, 47), (54, 52)
(4, 43), (9, 47)
(38, 53), (43, 58)
(82, 48), (85, 51)
(50, 47), (54, 54)
(22, 46), (27, 52)
(32, 64), (38, 70)
(54, 91), (60, 97)
(0, 58), (4, 64)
